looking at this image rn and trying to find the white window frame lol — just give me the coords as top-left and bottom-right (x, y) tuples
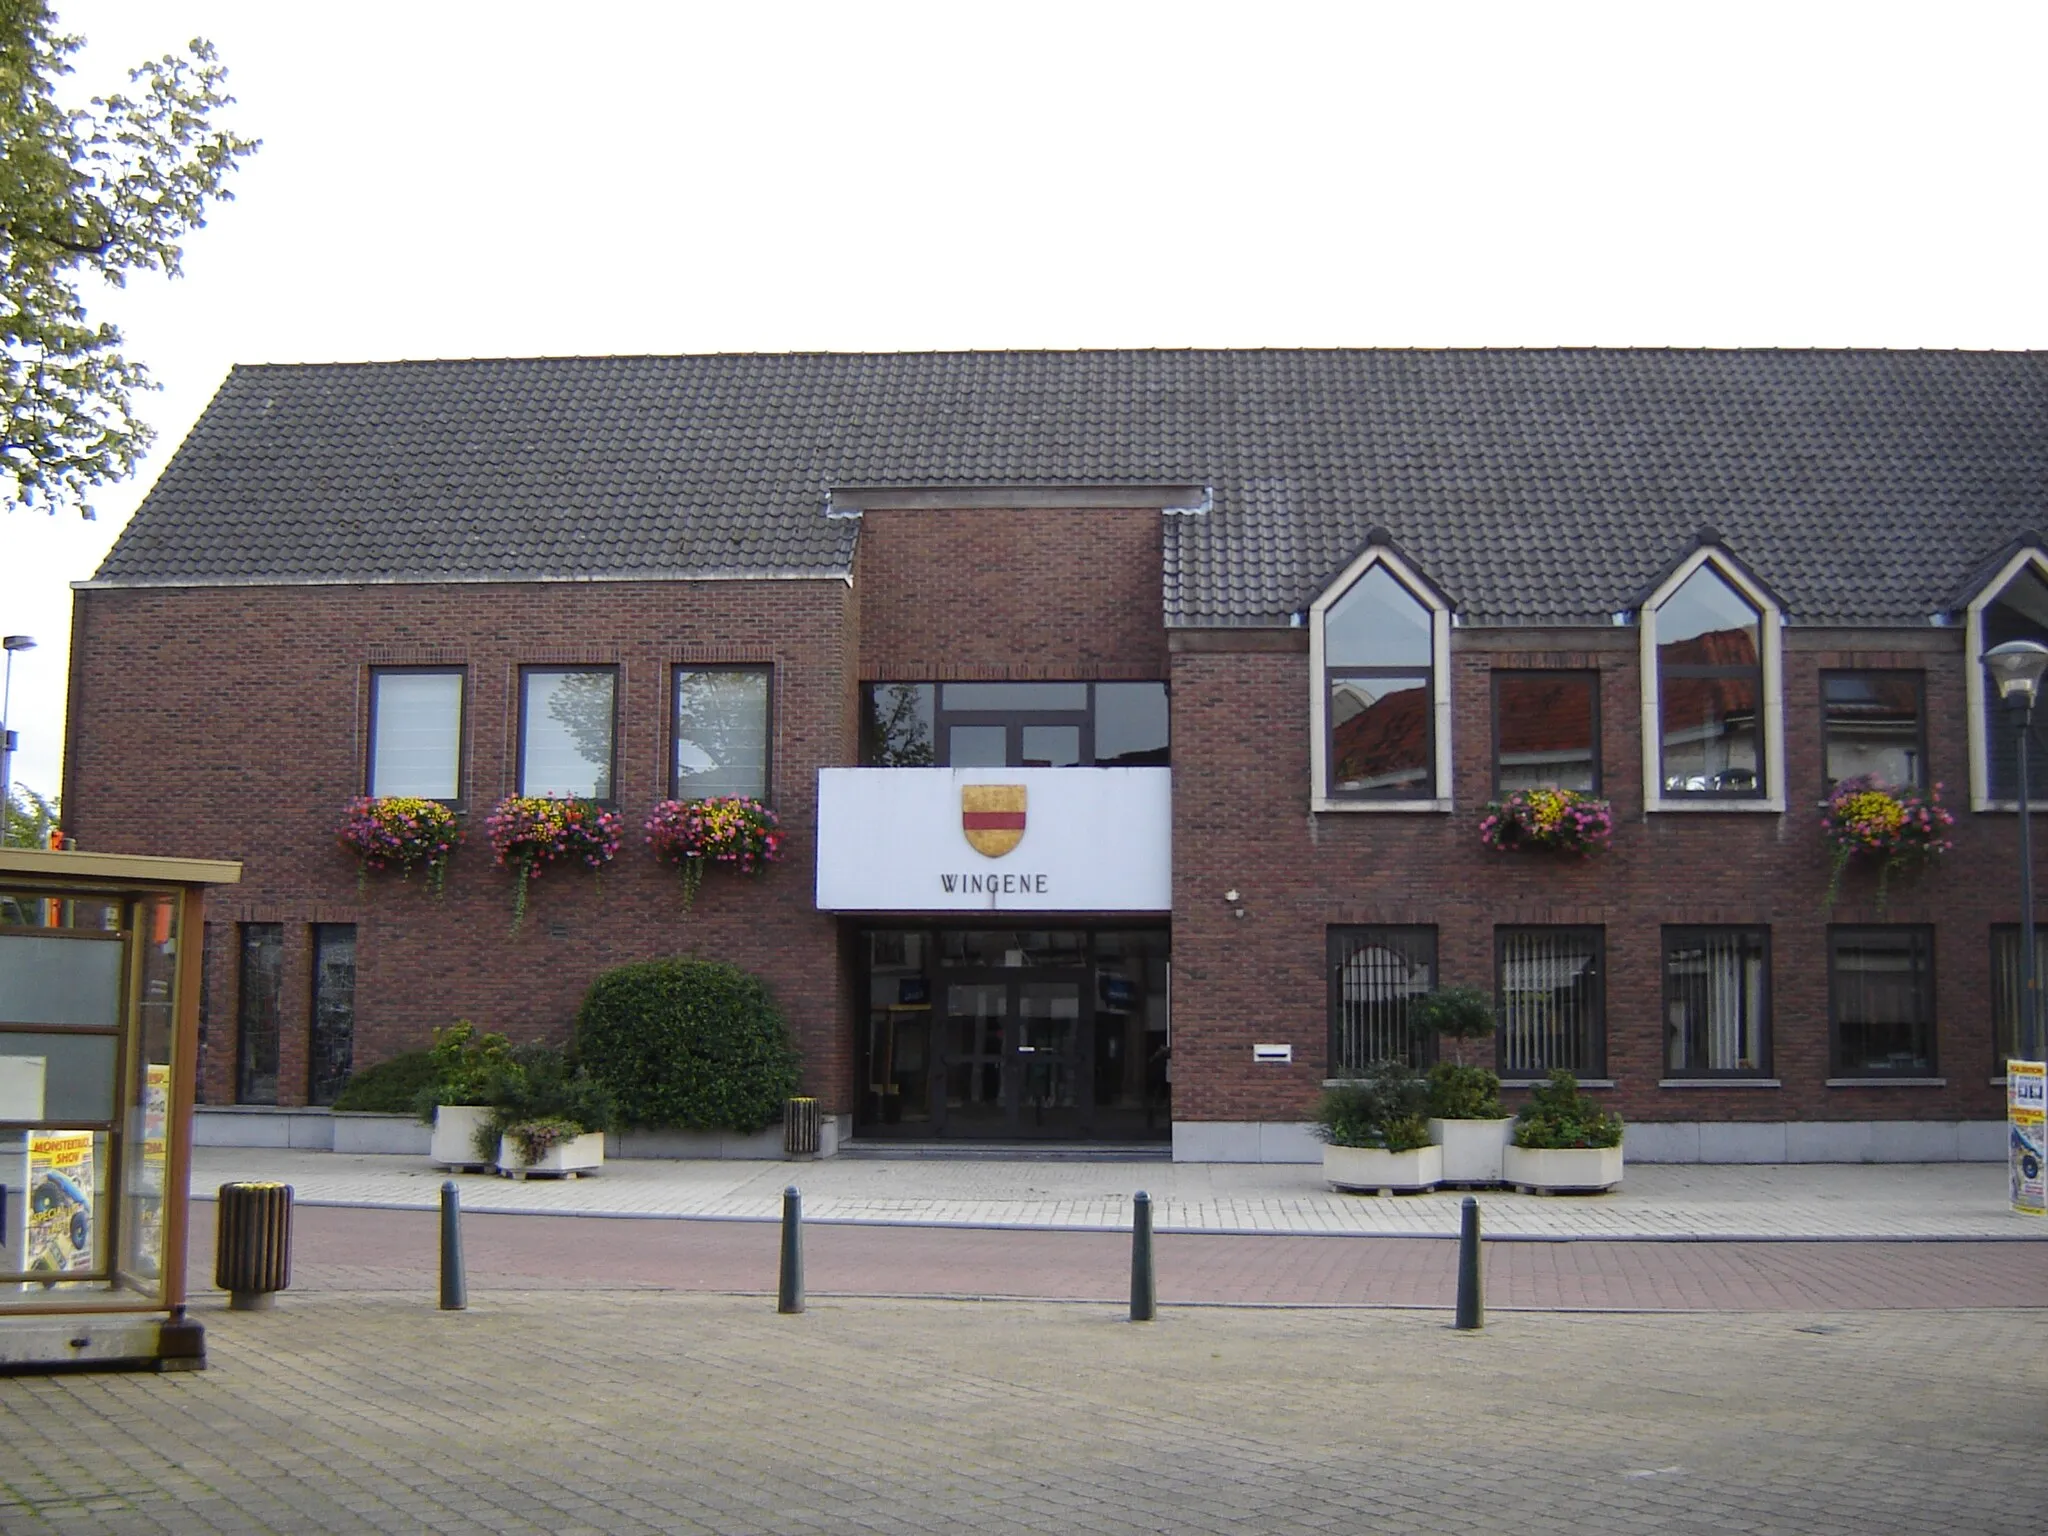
(1639, 548), (1785, 813)
(1308, 545), (1453, 812)
(1964, 546), (2048, 812)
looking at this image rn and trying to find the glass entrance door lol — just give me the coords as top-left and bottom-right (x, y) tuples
(856, 927), (1169, 1142)
(936, 976), (1084, 1137)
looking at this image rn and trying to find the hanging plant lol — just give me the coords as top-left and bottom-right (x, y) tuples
(485, 795), (622, 929)
(335, 796), (461, 895)
(1479, 788), (1614, 856)
(645, 796), (782, 908)
(1820, 776), (1954, 912)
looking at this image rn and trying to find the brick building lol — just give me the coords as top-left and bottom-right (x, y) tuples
(61, 349), (2048, 1160)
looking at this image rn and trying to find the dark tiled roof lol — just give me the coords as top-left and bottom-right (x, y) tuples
(90, 350), (2048, 627)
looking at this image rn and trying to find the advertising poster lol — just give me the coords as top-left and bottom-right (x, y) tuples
(27, 1131), (95, 1277)
(128, 1064), (171, 1278)
(2010, 1061), (2046, 1217)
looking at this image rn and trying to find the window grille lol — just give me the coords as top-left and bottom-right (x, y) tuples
(1327, 927), (1435, 1073)
(1497, 928), (1603, 1077)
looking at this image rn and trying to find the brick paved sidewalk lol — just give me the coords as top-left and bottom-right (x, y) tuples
(187, 1202), (2048, 1312)
(3, 1295), (2042, 1534)
(193, 1147), (2048, 1240)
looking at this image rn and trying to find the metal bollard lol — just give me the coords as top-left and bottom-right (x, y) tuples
(1455, 1195), (1483, 1330)
(215, 1182), (293, 1311)
(1130, 1190), (1156, 1322)
(778, 1185), (804, 1314)
(440, 1180), (467, 1312)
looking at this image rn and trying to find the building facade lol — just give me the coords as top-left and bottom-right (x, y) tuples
(60, 349), (2048, 1159)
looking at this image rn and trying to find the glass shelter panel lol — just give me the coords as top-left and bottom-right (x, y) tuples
(0, 884), (185, 1309)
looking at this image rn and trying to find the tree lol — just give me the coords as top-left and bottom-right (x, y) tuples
(1, 3), (256, 514)
(3, 781), (55, 845)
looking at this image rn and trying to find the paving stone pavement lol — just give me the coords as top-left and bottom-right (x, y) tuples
(2, 1294), (2042, 1534)
(192, 1148), (2048, 1241)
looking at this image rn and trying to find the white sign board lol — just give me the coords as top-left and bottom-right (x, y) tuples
(816, 767), (1172, 912)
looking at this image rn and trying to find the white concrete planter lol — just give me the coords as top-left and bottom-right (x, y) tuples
(496, 1131), (604, 1179)
(1502, 1143), (1623, 1194)
(1323, 1142), (1442, 1194)
(430, 1105), (493, 1169)
(1429, 1117), (1515, 1185)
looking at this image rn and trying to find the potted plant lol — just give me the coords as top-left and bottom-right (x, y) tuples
(1310, 1061), (1441, 1195)
(476, 1043), (617, 1180)
(1414, 986), (1513, 1185)
(413, 1021), (513, 1171)
(1820, 775), (1954, 911)
(1501, 1069), (1624, 1194)
(1479, 788), (1614, 856)
(335, 795), (461, 895)
(644, 796), (783, 908)
(485, 795), (623, 929)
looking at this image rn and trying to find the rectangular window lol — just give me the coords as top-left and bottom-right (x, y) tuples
(519, 667), (616, 800)
(1329, 675), (1431, 795)
(1829, 926), (1935, 1076)
(368, 669), (464, 799)
(673, 666), (770, 800)
(307, 924), (355, 1107)
(1663, 927), (1769, 1076)
(858, 681), (1169, 768)
(1990, 926), (2048, 1072)
(1493, 670), (1599, 793)
(1327, 927), (1437, 1075)
(236, 923), (283, 1105)
(1497, 927), (1604, 1078)
(1822, 671), (1924, 790)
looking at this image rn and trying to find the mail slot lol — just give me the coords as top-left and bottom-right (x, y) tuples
(1252, 1043), (1293, 1064)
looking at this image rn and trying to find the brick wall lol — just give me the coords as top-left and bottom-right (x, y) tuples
(1170, 624), (2023, 1127)
(67, 579), (858, 1108)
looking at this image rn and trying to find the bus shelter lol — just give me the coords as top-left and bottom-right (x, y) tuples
(0, 847), (240, 1371)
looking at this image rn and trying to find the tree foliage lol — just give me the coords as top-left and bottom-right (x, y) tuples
(3, 781), (55, 845)
(0, 3), (257, 514)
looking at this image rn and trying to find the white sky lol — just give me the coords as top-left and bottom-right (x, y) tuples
(4, 0), (2046, 801)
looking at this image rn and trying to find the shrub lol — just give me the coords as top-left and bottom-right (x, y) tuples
(1426, 1061), (1502, 1121)
(1309, 1061), (1431, 1152)
(410, 1021), (514, 1122)
(573, 957), (800, 1133)
(473, 1042), (618, 1163)
(1512, 1069), (1624, 1150)
(1410, 986), (1496, 1065)
(331, 1050), (437, 1113)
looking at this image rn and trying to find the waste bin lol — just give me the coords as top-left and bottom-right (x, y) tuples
(215, 1182), (293, 1310)
(784, 1097), (820, 1156)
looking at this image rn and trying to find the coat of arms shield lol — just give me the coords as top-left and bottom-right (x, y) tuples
(960, 784), (1027, 858)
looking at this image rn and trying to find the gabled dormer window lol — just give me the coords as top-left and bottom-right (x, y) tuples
(1964, 548), (2048, 810)
(1639, 546), (1784, 811)
(1309, 541), (1452, 810)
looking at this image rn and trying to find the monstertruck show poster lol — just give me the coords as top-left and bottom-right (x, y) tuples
(28, 1131), (95, 1277)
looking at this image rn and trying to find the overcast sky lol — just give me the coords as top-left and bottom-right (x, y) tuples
(4, 0), (2046, 801)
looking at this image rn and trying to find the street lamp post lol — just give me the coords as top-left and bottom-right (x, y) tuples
(1984, 639), (2048, 1217)
(0, 634), (35, 847)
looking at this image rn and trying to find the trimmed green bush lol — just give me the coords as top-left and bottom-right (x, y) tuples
(1309, 1061), (1431, 1152)
(1426, 1061), (1503, 1121)
(473, 1042), (618, 1162)
(1512, 1069), (1624, 1149)
(331, 1050), (438, 1113)
(572, 958), (800, 1132)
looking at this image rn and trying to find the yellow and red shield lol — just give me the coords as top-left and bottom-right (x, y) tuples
(960, 784), (1027, 858)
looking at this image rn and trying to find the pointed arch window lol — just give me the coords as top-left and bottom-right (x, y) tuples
(1965, 551), (2048, 809)
(1309, 547), (1452, 809)
(1639, 549), (1784, 811)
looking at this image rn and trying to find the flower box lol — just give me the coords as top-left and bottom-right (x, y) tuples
(1479, 788), (1613, 856)
(429, 1104), (493, 1170)
(1428, 1116), (1514, 1185)
(1501, 1143), (1623, 1194)
(496, 1131), (604, 1180)
(1323, 1142), (1442, 1195)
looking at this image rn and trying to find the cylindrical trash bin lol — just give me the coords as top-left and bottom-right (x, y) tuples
(784, 1097), (819, 1156)
(215, 1182), (293, 1310)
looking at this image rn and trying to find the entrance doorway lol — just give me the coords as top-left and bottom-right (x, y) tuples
(857, 927), (1169, 1141)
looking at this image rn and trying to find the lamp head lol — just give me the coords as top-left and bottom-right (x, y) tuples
(1, 635), (33, 653)
(1984, 640), (2048, 705)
